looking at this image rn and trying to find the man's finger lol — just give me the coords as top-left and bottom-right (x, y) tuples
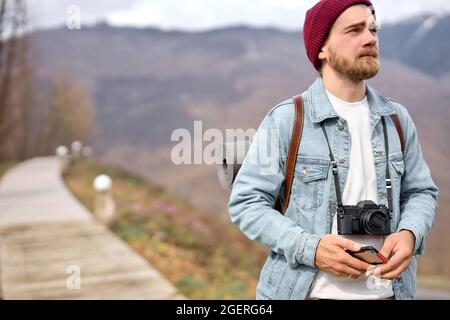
(380, 237), (396, 259)
(337, 264), (364, 279)
(336, 237), (361, 252)
(381, 259), (411, 280)
(331, 270), (347, 278)
(343, 255), (373, 272)
(376, 250), (407, 275)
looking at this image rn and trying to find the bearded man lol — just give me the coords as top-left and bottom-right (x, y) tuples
(228, 0), (438, 300)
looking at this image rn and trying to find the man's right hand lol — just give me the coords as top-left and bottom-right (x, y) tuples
(314, 235), (372, 279)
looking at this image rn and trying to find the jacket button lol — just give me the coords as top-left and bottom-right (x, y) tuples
(337, 123), (344, 130)
(302, 167), (307, 176)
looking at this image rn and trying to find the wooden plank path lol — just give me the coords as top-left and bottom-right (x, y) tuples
(0, 157), (186, 299)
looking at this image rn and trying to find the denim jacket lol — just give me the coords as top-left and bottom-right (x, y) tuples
(228, 77), (439, 300)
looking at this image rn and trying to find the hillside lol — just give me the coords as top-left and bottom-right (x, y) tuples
(379, 13), (450, 77)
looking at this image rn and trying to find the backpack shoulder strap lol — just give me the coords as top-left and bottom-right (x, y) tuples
(389, 114), (405, 155)
(274, 95), (304, 214)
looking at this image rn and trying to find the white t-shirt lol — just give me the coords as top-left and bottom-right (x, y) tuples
(307, 90), (394, 300)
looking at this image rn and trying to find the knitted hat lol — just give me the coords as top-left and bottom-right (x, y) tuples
(303, 0), (374, 70)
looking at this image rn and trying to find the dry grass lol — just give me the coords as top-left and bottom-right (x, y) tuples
(0, 162), (16, 181)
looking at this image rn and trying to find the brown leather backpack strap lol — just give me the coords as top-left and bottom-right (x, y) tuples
(280, 95), (304, 214)
(390, 114), (405, 155)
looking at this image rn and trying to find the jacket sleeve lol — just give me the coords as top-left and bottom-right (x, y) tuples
(395, 106), (439, 256)
(228, 111), (321, 268)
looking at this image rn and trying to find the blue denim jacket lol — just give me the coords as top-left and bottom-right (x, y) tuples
(228, 77), (439, 300)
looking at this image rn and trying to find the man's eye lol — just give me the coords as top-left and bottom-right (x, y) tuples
(348, 27), (362, 33)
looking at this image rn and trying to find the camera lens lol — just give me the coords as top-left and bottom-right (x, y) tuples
(360, 210), (389, 234)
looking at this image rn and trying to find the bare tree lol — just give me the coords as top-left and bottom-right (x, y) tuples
(0, 0), (28, 161)
(0, 1), (6, 62)
(41, 73), (97, 155)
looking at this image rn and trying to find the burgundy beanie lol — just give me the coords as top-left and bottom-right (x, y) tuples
(303, 0), (374, 70)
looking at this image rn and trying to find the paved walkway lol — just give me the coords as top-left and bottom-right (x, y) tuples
(0, 157), (185, 299)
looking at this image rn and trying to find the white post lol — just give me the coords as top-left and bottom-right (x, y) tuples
(71, 140), (83, 162)
(55, 145), (69, 173)
(82, 146), (93, 158)
(93, 174), (116, 227)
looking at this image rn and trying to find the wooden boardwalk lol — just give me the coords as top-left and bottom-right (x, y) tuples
(0, 157), (185, 299)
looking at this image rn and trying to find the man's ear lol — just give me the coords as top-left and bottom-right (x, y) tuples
(318, 47), (327, 60)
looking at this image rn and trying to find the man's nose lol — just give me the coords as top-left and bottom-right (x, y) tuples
(363, 28), (378, 47)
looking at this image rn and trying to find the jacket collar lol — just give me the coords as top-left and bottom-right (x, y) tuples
(306, 76), (397, 124)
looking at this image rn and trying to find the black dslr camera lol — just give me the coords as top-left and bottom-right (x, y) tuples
(337, 200), (391, 235)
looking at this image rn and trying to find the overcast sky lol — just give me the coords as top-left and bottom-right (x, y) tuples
(27, 0), (450, 32)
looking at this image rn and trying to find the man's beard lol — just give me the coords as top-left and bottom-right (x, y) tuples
(328, 47), (380, 81)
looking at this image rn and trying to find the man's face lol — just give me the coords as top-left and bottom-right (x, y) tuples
(319, 5), (380, 81)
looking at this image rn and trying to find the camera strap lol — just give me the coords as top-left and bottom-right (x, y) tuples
(320, 123), (344, 208)
(320, 116), (393, 213)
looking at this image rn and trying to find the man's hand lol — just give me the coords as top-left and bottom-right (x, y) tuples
(371, 230), (416, 280)
(314, 235), (372, 279)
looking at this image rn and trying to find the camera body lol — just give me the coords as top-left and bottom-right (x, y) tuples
(337, 200), (391, 235)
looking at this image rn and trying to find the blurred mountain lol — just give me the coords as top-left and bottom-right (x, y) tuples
(379, 13), (450, 77)
(27, 16), (450, 276)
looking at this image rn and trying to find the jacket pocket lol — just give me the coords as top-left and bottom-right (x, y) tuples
(292, 158), (330, 212)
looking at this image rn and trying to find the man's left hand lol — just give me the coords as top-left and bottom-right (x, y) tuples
(370, 230), (416, 280)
